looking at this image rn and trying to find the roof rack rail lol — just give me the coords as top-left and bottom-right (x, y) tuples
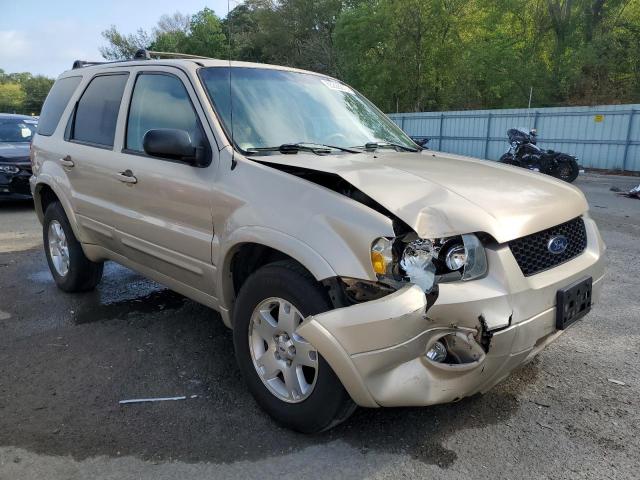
(72, 60), (110, 69)
(133, 49), (212, 60)
(71, 49), (212, 70)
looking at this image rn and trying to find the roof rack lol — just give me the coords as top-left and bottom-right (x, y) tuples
(72, 60), (111, 69)
(72, 49), (211, 70)
(133, 49), (212, 60)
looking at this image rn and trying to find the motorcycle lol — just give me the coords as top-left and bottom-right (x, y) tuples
(499, 128), (580, 183)
(411, 136), (430, 148)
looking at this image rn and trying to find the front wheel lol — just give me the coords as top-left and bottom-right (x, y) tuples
(232, 260), (355, 433)
(499, 153), (520, 166)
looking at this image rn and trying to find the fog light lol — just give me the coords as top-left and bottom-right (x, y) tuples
(425, 341), (447, 362)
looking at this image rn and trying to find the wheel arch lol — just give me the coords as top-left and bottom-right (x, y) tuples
(33, 181), (86, 243)
(218, 227), (337, 325)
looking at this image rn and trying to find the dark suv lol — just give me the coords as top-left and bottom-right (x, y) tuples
(0, 113), (37, 198)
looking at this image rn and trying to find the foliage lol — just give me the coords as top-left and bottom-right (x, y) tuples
(0, 70), (54, 115)
(97, 0), (640, 111)
(100, 26), (152, 60)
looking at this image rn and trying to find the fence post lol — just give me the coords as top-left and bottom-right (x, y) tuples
(622, 110), (635, 172)
(438, 113), (445, 150)
(533, 111), (539, 130)
(401, 115), (406, 132)
(483, 113), (492, 159)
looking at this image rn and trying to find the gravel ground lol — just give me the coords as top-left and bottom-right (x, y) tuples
(0, 173), (638, 480)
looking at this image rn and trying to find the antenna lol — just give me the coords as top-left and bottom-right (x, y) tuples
(527, 86), (533, 129)
(228, 0), (237, 169)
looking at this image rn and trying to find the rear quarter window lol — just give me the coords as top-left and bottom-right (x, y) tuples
(71, 73), (128, 148)
(37, 76), (82, 136)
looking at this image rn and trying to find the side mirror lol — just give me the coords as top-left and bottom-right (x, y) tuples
(143, 128), (207, 166)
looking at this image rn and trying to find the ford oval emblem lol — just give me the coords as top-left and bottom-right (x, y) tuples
(547, 235), (569, 255)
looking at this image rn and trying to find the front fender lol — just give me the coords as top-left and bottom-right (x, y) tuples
(217, 226), (337, 316)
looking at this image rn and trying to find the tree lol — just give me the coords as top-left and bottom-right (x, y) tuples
(180, 7), (227, 57)
(98, 1), (640, 110)
(0, 83), (26, 113)
(100, 26), (152, 60)
(0, 70), (54, 115)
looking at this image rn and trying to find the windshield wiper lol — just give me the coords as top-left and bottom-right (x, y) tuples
(245, 143), (361, 155)
(359, 141), (421, 152)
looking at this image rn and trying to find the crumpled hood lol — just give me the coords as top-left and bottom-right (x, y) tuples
(254, 150), (588, 243)
(0, 142), (30, 163)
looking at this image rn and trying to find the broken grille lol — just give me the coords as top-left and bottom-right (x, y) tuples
(508, 217), (587, 277)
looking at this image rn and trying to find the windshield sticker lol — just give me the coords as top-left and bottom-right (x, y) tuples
(21, 128), (31, 138)
(321, 79), (353, 94)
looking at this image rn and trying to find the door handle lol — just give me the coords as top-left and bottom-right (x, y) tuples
(59, 155), (74, 168)
(115, 169), (137, 184)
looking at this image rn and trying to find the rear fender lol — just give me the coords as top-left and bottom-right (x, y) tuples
(32, 177), (87, 244)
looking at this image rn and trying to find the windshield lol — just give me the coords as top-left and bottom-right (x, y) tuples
(199, 67), (416, 153)
(0, 119), (37, 143)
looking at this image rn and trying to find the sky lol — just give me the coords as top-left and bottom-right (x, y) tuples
(0, 0), (232, 78)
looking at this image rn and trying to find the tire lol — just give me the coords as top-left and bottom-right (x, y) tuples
(553, 156), (580, 183)
(43, 202), (104, 292)
(232, 260), (356, 433)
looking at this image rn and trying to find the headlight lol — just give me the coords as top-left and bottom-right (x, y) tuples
(0, 165), (20, 174)
(444, 244), (466, 270)
(371, 233), (488, 293)
(459, 234), (487, 281)
(435, 234), (487, 281)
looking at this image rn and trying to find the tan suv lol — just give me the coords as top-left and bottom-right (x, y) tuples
(30, 52), (606, 432)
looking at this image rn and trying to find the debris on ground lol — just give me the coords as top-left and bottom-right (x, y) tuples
(616, 184), (640, 199)
(119, 396), (187, 404)
(536, 421), (555, 431)
(607, 378), (626, 386)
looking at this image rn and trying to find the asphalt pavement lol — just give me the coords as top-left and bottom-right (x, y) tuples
(0, 173), (639, 479)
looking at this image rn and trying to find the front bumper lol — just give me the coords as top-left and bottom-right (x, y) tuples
(298, 217), (606, 408)
(0, 164), (32, 197)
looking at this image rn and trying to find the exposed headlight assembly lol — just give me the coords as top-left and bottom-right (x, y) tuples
(371, 233), (488, 293)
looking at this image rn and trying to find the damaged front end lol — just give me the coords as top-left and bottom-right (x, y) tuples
(300, 231), (504, 407)
(297, 281), (501, 408)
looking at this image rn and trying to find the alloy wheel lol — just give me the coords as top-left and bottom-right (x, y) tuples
(248, 297), (319, 403)
(48, 220), (70, 277)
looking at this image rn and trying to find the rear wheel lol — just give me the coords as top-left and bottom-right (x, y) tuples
(232, 260), (355, 433)
(553, 156), (579, 183)
(43, 202), (103, 292)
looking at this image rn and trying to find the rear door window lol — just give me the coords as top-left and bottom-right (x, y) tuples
(125, 73), (203, 153)
(71, 74), (128, 148)
(37, 76), (81, 136)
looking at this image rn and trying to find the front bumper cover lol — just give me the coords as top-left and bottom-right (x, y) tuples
(298, 217), (606, 408)
(0, 164), (32, 197)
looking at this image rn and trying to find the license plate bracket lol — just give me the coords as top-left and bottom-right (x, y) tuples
(556, 277), (592, 330)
